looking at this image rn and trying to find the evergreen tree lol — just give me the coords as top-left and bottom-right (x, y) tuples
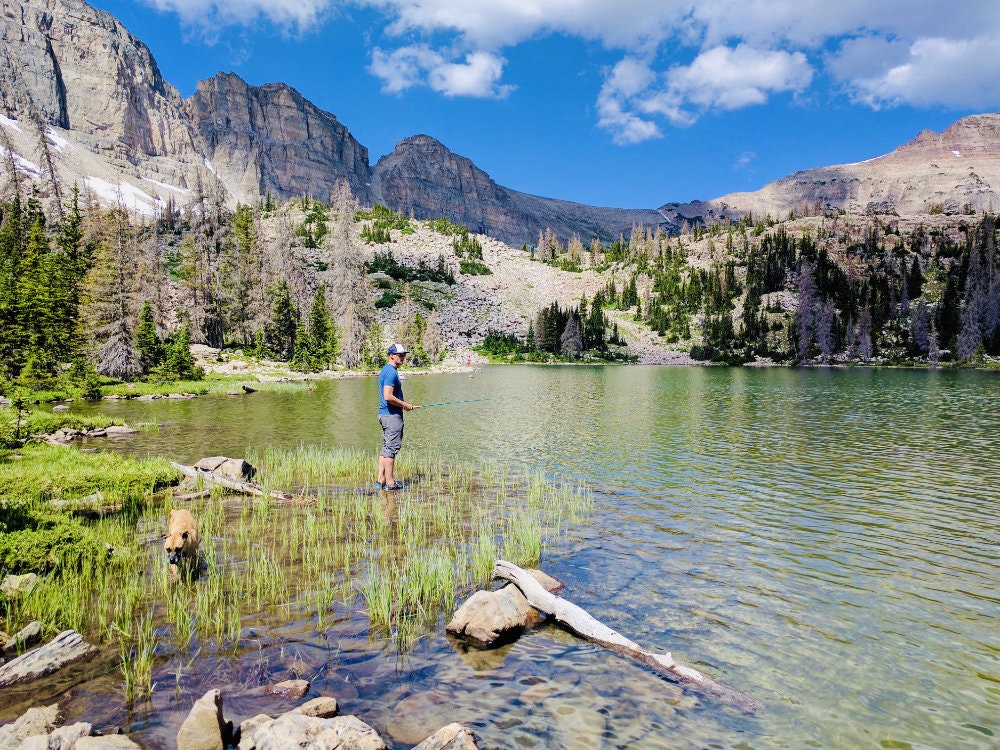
(264, 281), (299, 361)
(134, 300), (162, 372)
(910, 300), (930, 353)
(795, 259), (817, 363)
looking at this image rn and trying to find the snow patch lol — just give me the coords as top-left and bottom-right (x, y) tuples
(203, 158), (217, 175)
(952, 150), (961, 157)
(143, 176), (190, 194)
(46, 128), (71, 153)
(83, 176), (162, 216)
(0, 146), (42, 177)
(0, 114), (21, 132)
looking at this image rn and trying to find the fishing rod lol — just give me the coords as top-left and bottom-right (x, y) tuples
(417, 396), (506, 408)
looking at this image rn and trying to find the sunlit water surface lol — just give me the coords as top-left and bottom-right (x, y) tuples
(23, 366), (1000, 748)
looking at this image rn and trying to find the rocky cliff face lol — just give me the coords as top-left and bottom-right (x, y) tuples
(0, 0), (204, 187)
(187, 73), (373, 206)
(372, 135), (669, 247)
(662, 114), (1000, 225)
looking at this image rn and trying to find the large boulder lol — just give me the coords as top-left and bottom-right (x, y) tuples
(176, 689), (231, 750)
(446, 569), (562, 646)
(239, 713), (386, 750)
(193, 457), (256, 481)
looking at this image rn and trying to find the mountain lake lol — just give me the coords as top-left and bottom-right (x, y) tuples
(7, 364), (997, 749)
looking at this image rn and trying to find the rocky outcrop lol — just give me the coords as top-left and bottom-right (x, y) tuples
(0, 0), (207, 177)
(187, 73), (373, 206)
(372, 134), (669, 247)
(663, 114), (1000, 224)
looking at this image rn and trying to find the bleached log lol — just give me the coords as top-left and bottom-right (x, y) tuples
(169, 462), (307, 504)
(0, 630), (97, 688)
(492, 559), (761, 713)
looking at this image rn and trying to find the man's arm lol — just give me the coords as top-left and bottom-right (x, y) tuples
(383, 384), (416, 411)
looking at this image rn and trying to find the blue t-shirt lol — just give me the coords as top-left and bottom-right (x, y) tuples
(378, 363), (404, 415)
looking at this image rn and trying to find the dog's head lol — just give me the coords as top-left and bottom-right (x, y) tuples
(164, 530), (193, 565)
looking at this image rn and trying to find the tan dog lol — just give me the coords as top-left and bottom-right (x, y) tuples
(164, 508), (199, 578)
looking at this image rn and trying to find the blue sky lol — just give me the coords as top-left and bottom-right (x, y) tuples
(91, 0), (1000, 209)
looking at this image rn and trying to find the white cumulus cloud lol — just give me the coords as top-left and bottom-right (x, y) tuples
(370, 46), (513, 97)
(836, 35), (1000, 110)
(144, 0), (1000, 142)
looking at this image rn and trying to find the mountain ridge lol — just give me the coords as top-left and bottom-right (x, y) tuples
(1, 0), (999, 247)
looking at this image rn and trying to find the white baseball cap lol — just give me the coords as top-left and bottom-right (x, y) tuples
(387, 342), (409, 355)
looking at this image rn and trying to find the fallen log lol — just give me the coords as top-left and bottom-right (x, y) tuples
(492, 559), (761, 713)
(0, 630), (97, 688)
(170, 462), (308, 504)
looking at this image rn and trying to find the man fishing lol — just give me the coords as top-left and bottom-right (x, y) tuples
(376, 342), (418, 491)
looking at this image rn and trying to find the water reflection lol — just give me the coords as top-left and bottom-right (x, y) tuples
(64, 366), (1000, 748)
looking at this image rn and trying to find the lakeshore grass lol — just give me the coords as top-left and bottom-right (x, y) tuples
(1, 443), (592, 700)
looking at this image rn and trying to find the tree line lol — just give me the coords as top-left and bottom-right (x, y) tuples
(0, 182), (456, 398)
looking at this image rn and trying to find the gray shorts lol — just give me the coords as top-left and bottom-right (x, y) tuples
(379, 413), (404, 458)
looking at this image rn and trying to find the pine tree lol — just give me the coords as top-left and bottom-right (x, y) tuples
(264, 280), (299, 361)
(560, 315), (583, 358)
(910, 300), (930, 354)
(423, 310), (443, 363)
(795, 259), (817, 363)
(79, 206), (143, 381)
(135, 300), (162, 372)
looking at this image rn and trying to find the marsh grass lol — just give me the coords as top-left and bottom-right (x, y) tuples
(1, 444), (592, 701)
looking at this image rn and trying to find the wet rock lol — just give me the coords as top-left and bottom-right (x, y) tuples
(0, 704), (60, 749)
(176, 689), (231, 750)
(265, 679), (309, 699)
(295, 697), (339, 719)
(1, 573), (39, 599)
(446, 569), (562, 645)
(103, 425), (139, 436)
(411, 723), (479, 750)
(0, 629), (96, 688)
(241, 713), (386, 750)
(194, 456), (257, 481)
(2, 620), (42, 655)
(52, 404), (70, 412)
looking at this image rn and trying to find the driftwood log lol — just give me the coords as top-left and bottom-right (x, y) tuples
(493, 560), (761, 713)
(0, 630), (97, 688)
(170, 462), (307, 504)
